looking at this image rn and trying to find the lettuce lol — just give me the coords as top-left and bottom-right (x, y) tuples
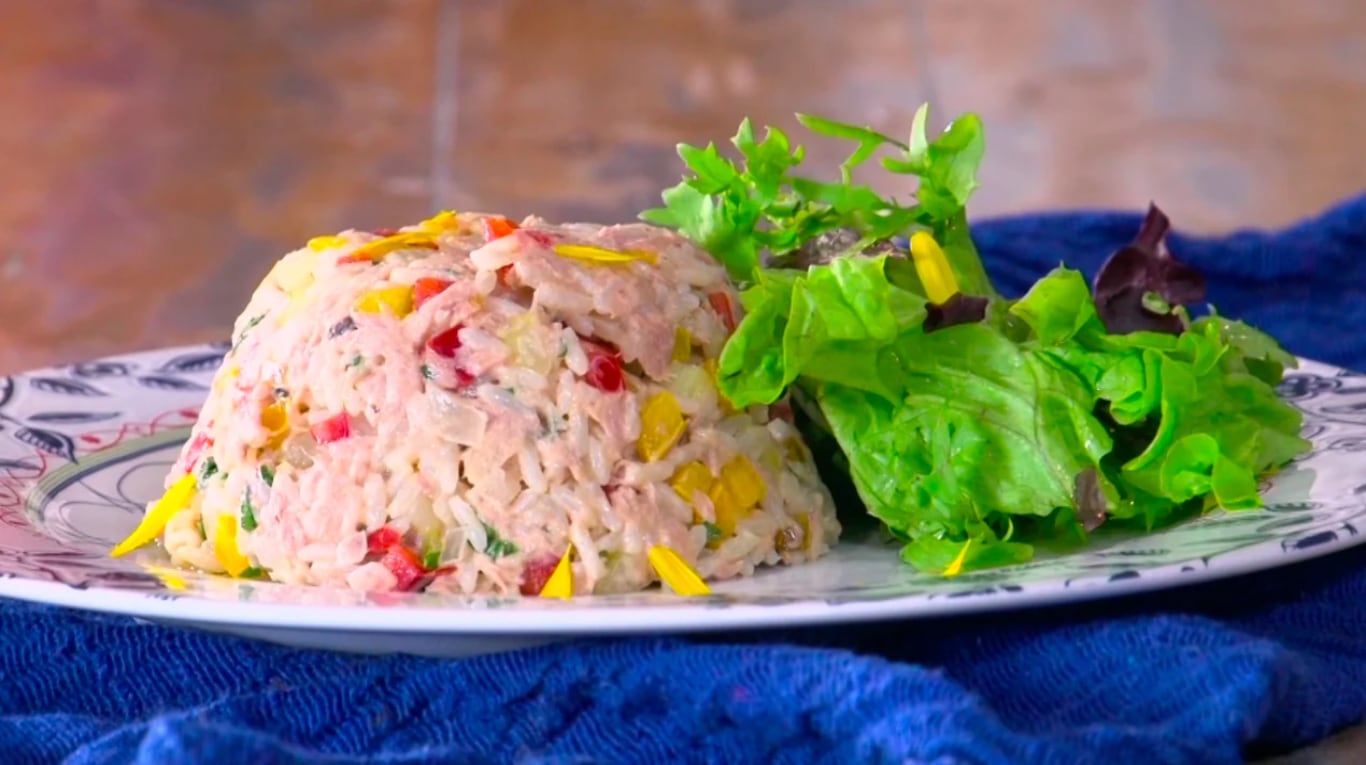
(641, 105), (1310, 575)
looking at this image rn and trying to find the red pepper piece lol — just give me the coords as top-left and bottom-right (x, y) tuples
(483, 216), (518, 241)
(184, 432), (213, 472)
(366, 526), (401, 555)
(311, 412), (351, 444)
(454, 369), (477, 389)
(709, 292), (737, 333)
(579, 339), (625, 392)
(427, 325), (464, 358)
(412, 277), (454, 310)
(519, 554), (562, 596)
(496, 265), (516, 287)
(382, 545), (426, 591)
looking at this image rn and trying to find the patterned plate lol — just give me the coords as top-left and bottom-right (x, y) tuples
(0, 344), (1362, 656)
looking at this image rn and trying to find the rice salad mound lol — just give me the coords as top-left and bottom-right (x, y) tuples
(115, 211), (839, 597)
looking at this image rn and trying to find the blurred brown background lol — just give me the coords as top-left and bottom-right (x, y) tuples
(2, 0), (1366, 374)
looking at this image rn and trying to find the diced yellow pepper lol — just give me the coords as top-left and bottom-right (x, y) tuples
(942, 539), (972, 577)
(354, 286), (415, 319)
(539, 548), (574, 600)
(672, 328), (693, 363)
(707, 456), (767, 539)
(261, 403), (289, 450)
(110, 473), (198, 557)
(419, 210), (460, 232)
(637, 392), (687, 462)
(553, 243), (659, 266)
(670, 461), (714, 515)
(307, 235), (347, 252)
(718, 455), (766, 509)
(707, 481), (743, 538)
(214, 514), (251, 577)
(909, 231), (960, 305)
(648, 545), (711, 596)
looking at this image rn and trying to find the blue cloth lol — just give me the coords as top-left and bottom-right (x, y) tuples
(4, 197), (1366, 765)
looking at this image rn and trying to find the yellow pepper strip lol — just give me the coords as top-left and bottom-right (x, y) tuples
(672, 328), (693, 363)
(145, 564), (188, 591)
(110, 473), (198, 557)
(261, 403), (289, 450)
(908, 231), (960, 305)
(539, 548), (574, 600)
(307, 235), (347, 252)
(637, 392), (687, 462)
(553, 243), (659, 266)
(648, 545), (711, 596)
(214, 515), (251, 577)
(942, 539), (973, 577)
(349, 232), (437, 263)
(419, 210), (460, 232)
(354, 286), (415, 319)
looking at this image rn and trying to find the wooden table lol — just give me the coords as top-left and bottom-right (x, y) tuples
(1, 2), (1362, 758)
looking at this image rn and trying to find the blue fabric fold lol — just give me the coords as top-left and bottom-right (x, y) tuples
(4, 196), (1366, 765)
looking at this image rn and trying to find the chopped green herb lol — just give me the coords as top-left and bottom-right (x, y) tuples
(422, 549), (442, 570)
(196, 517), (206, 540)
(348, 354), (364, 369)
(240, 491), (258, 532)
(420, 364), (435, 380)
(259, 464), (275, 487)
(482, 523), (520, 559)
(197, 457), (219, 486)
(232, 314), (265, 351)
(704, 522), (723, 545)
(240, 566), (268, 580)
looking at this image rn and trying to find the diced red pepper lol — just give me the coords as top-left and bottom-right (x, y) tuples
(454, 369), (477, 389)
(412, 277), (454, 310)
(367, 526), (401, 555)
(520, 230), (555, 248)
(381, 545), (426, 592)
(580, 339), (625, 393)
(427, 325), (464, 358)
(496, 265), (516, 287)
(184, 431), (213, 472)
(519, 554), (562, 596)
(771, 398), (794, 424)
(483, 216), (518, 241)
(311, 412), (351, 444)
(709, 292), (737, 333)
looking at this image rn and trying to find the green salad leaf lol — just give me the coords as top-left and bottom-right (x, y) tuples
(641, 104), (1310, 576)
